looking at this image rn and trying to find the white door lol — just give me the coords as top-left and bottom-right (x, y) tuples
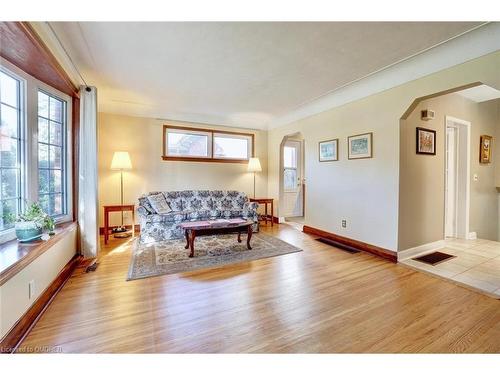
(282, 140), (303, 217)
(445, 126), (458, 238)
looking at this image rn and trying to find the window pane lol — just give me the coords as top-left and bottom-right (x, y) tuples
(39, 194), (49, 214)
(49, 96), (63, 122)
(38, 92), (49, 118)
(49, 120), (62, 145)
(38, 118), (49, 143)
(39, 143), (49, 168)
(49, 145), (62, 168)
(39, 169), (49, 193)
(284, 168), (297, 191)
(50, 170), (62, 192)
(1, 199), (18, 230)
(284, 146), (296, 168)
(0, 104), (19, 138)
(38, 90), (67, 219)
(213, 136), (249, 159)
(0, 72), (18, 108)
(1, 169), (18, 198)
(50, 194), (63, 216)
(167, 132), (208, 157)
(0, 136), (18, 167)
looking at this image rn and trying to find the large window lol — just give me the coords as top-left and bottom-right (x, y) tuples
(163, 125), (254, 162)
(0, 71), (22, 232)
(37, 91), (67, 217)
(0, 62), (72, 242)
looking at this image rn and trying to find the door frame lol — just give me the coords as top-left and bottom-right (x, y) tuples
(444, 116), (471, 240)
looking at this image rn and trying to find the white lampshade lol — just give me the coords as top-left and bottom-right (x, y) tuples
(247, 157), (262, 172)
(110, 151), (132, 170)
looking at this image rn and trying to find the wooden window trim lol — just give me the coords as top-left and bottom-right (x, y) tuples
(162, 124), (255, 163)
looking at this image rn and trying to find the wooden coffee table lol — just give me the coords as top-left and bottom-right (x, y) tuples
(180, 219), (254, 258)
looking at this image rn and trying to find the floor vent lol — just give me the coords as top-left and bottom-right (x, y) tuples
(413, 251), (455, 266)
(316, 237), (360, 254)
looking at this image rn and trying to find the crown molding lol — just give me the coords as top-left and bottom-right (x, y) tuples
(268, 22), (500, 129)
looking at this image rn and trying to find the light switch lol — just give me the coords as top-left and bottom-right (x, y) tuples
(473, 174), (479, 182)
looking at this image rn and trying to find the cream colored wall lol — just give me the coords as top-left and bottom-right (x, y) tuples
(98, 113), (268, 227)
(0, 227), (77, 339)
(399, 94), (500, 250)
(267, 51), (500, 252)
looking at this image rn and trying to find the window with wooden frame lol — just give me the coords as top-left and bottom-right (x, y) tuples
(162, 125), (254, 163)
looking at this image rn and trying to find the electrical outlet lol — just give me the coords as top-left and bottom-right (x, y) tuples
(28, 280), (36, 300)
(341, 220), (347, 228)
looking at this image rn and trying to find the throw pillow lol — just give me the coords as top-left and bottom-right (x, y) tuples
(147, 193), (172, 214)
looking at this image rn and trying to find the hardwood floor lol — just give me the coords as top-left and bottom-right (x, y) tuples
(18, 224), (500, 353)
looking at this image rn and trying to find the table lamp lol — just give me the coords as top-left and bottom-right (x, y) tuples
(110, 151), (132, 237)
(247, 157), (262, 198)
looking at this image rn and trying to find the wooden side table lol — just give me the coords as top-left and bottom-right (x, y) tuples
(249, 198), (274, 226)
(103, 204), (135, 244)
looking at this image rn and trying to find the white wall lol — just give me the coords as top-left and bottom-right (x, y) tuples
(267, 51), (500, 252)
(0, 226), (77, 339)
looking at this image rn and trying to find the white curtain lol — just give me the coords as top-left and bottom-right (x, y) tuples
(78, 86), (100, 258)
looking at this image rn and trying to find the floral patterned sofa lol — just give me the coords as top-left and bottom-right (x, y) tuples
(137, 190), (259, 243)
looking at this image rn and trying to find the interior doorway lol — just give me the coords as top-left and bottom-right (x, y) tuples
(444, 116), (471, 239)
(279, 134), (305, 226)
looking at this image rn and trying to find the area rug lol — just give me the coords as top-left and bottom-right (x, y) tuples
(127, 232), (303, 280)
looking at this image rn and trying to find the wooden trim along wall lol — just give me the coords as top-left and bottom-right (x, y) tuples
(0, 254), (82, 353)
(162, 124), (255, 164)
(0, 22), (78, 97)
(303, 225), (397, 262)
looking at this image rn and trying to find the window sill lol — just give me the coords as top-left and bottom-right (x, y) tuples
(0, 221), (77, 286)
(162, 156), (249, 164)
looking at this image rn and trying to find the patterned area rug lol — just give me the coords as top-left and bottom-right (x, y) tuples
(127, 232), (303, 280)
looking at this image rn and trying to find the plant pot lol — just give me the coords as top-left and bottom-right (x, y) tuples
(15, 221), (43, 242)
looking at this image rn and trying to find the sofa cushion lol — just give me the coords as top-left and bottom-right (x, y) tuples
(212, 190), (247, 210)
(147, 193), (172, 214)
(219, 208), (245, 219)
(147, 211), (187, 223)
(181, 190), (213, 211)
(138, 196), (155, 214)
(163, 191), (183, 211)
(185, 209), (220, 221)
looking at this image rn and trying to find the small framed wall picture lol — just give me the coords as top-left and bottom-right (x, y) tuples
(319, 139), (338, 162)
(416, 127), (436, 155)
(348, 132), (373, 160)
(480, 135), (492, 164)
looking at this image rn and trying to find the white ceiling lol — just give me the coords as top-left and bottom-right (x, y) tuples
(456, 84), (500, 102)
(48, 22), (484, 129)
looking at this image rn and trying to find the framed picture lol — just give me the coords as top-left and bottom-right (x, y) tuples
(480, 135), (492, 164)
(319, 139), (338, 162)
(416, 127), (436, 155)
(348, 132), (373, 160)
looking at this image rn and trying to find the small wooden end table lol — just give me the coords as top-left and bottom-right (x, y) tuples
(180, 219), (253, 258)
(103, 204), (135, 244)
(249, 198), (274, 226)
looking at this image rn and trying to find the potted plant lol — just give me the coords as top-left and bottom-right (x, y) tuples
(5, 202), (55, 242)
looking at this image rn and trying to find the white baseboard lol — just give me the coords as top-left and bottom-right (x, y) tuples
(467, 232), (477, 240)
(398, 240), (445, 261)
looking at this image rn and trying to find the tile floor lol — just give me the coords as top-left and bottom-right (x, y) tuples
(401, 238), (500, 298)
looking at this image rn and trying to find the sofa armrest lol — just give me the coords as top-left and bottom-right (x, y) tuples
(137, 206), (151, 220)
(243, 201), (259, 221)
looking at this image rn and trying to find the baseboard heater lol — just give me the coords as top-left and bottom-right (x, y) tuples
(315, 237), (360, 254)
